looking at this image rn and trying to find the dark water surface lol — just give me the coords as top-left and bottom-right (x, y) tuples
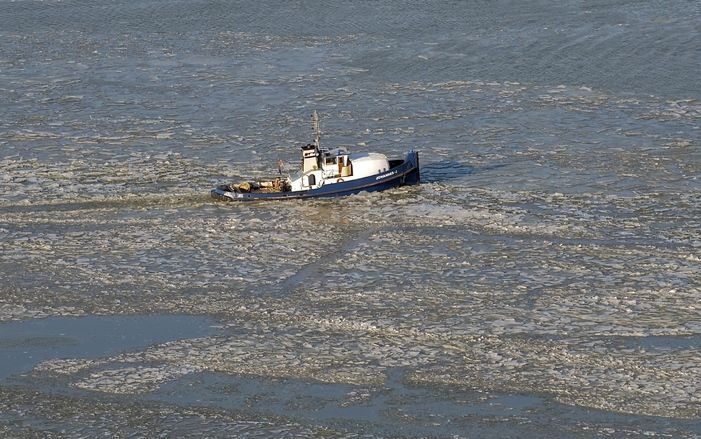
(0, 314), (218, 380)
(0, 0), (699, 437)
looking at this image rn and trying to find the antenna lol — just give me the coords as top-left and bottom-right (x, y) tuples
(311, 110), (320, 148)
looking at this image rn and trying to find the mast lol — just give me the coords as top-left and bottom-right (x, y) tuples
(311, 110), (320, 149)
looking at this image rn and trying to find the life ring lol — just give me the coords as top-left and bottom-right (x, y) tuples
(336, 178), (344, 183)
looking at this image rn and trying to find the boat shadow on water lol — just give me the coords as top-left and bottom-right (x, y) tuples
(420, 160), (475, 183)
(420, 161), (509, 183)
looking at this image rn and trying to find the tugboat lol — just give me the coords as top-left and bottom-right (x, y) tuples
(211, 111), (420, 201)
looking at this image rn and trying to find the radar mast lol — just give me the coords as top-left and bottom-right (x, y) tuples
(311, 110), (320, 149)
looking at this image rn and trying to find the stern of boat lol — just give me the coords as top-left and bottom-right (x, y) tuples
(211, 185), (238, 201)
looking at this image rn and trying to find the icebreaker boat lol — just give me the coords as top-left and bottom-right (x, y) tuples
(211, 111), (420, 201)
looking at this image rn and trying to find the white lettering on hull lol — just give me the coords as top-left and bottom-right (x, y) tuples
(375, 170), (397, 180)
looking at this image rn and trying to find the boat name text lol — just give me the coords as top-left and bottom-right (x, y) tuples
(376, 170), (398, 180)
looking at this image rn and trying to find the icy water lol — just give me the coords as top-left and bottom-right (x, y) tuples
(0, 314), (219, 380)
(1, 0), (700, 437)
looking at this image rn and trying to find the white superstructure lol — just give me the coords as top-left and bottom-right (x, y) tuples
(287, 112), (390, 192)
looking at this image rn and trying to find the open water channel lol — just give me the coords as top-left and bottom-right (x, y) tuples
(0, 0), (699, 437)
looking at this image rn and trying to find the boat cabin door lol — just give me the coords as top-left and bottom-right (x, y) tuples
(302, 173), (319, 189)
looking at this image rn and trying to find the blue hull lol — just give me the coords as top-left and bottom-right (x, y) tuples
(212, 151), (420, 201)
